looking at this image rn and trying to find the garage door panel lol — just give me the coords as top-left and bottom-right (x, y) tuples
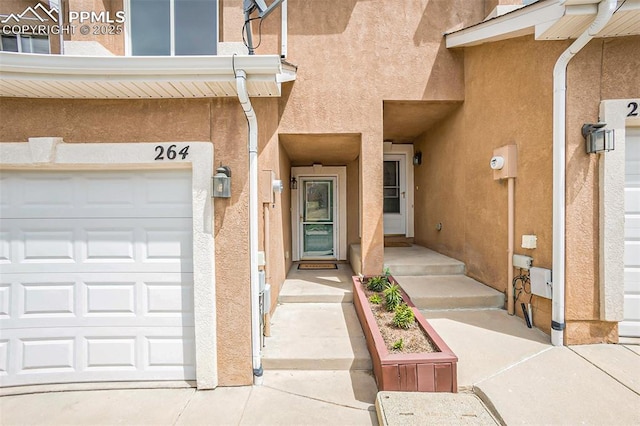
(623, 128), (640, 337)
(1, 218), (192, 273)
(0, 283), (10, 319)
(85, 337), (136, 369)
(0, 169), (196, 386)
(624, 269), (640, 292)
(0, 231), (10, 264)
(21, 338), (76, 372)
(0, 340), (7, 376)
(0, 170), (192, 219)
(0, 274), (194, 329)
(1, 327), (195, 387)
(21, 282), (75, 318)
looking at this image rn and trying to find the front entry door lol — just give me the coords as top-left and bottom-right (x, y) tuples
(300, 178), (336, 259)
(383, 154), (406, 235)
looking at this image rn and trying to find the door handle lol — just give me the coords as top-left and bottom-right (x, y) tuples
(402, 191), (406, 198)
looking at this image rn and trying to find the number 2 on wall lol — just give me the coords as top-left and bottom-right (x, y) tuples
(628, 101), (639, 117)
(154, 145), (190, 161)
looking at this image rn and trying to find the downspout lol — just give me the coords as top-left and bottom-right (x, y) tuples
(281, 0), (288, 58)
(235, 67), (263, 384)
(507, 177), (515, 315)
(551, 0), (616, 346)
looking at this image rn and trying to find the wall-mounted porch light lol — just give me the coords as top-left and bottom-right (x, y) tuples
(290, 176), (297, 190)
(213, 166), (231, 198)
(582, 122), (614, 154)
(413, 151), (422, 166)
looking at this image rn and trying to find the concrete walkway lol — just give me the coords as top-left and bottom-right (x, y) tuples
(2, 254), (639, 425)
(0, 370), (377, 425)
(377, 307), (640, 425)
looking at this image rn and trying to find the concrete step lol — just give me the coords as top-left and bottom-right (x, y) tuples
(278, 264), (354, 303)
(395, 275), (505, 310)
(262, 303), (372, 371)
(384, 246), (466, 276)
(350, 244), (466, 276)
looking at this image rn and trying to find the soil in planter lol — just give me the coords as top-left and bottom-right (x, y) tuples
(363, 285), (438, 354)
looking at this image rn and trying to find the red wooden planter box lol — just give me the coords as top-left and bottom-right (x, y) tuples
(352, 275), (458, 392)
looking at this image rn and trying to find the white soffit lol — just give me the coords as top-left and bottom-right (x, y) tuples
(446, 0), (640, 48)
(0, 53), (297, 99)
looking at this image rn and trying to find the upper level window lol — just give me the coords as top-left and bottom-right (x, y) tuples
(1, 34), (50, 54)
(129, 0), (217, 56)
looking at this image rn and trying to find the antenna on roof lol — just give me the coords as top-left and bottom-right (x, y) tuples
(243, 0), (284, 55)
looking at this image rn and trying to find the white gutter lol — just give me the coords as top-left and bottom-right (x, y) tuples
(551, 0), (616, 346)
(235, 67), (263, 384)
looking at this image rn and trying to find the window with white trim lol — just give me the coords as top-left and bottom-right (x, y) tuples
(128, 0), (218, 56)
(0, 34), (50, 53)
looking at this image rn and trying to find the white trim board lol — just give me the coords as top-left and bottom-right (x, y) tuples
(0, 137), (217, 389)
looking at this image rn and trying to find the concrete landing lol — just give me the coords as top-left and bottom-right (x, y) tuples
(396, 275), (505, 310)
(421, 309), (551, 390)
(278, 263), (354, 303)
(350, 244), (465, 276)
(376, 392), (499, 426)
(262, 303), (372, 370)
(475, 346), (640, 425)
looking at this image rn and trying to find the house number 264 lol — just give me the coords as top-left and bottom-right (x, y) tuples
(154, 144), (190, 161)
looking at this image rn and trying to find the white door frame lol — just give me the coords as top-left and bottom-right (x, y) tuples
(383, 143), (414, 237)
(0, 137), (217, 389)
(291, 166), (347, 261)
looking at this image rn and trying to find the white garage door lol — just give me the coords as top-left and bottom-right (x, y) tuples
(621, 127), (640, 337)
(0, 170), (196, 387)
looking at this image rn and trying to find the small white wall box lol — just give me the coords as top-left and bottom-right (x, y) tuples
(530, 267), (552, 299)
(521, 234), (537, 249)
(513, 254), (533, 269)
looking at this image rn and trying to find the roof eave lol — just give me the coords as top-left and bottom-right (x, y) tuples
(445, 0), (565, 48)
(0, 53), (296, 99)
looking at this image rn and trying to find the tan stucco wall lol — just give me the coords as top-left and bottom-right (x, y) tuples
(0, 97), (264, 385)
(564, 36), (640, 344)
(414, 34), (640, 342)
(274, 0), (484, 274)
(254, 97), (292, 315)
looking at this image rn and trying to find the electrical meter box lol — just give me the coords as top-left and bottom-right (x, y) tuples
(260, 170), (276, 204)
(530, 267), (552, 299)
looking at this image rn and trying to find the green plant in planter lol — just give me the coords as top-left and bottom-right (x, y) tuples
(368, 293), (382, 305)
(367, 275), (387, 292)
(384, 283), (402, 311)
(383, 267), (391, 279)
(392, 338), (404, 351)
(393, 303), (415, 329)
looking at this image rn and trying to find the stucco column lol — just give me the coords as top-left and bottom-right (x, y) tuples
(360, 131), (384, 275)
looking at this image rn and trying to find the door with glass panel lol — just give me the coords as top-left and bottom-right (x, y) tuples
(383, 154), (406, 235)
(300, 178), (336, 259)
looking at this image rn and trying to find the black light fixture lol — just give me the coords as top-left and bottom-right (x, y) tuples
(413, 151), (422, 166)
(213, 166), (231, 198)
(582, 122), (614, 154)
(290, 176), (297, 190)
